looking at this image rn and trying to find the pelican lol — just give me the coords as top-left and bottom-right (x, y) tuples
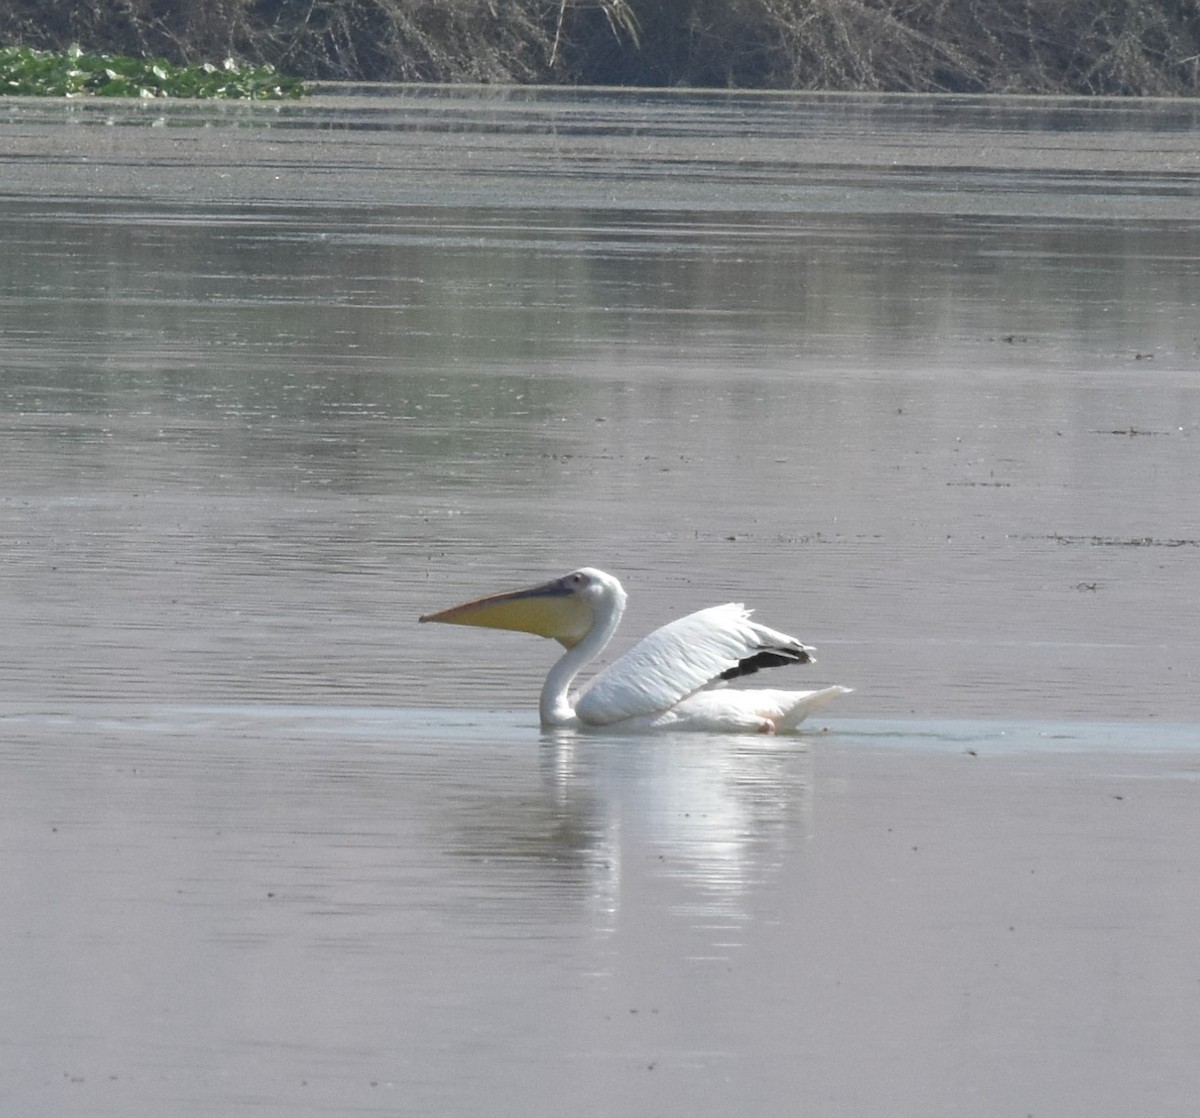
(419, 567), (849, 733)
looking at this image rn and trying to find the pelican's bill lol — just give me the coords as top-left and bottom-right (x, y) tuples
(419, 576), (594, 647)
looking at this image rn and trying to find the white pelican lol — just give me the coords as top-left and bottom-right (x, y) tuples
(419, 567), (849, 733)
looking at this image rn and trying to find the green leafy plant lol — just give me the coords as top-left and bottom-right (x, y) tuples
(0, 43), (306, 98)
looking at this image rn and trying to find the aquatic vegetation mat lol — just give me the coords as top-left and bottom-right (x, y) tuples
(0, 44), (305, 98)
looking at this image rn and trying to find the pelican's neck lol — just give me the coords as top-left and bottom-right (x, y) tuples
(539, 588), (625, 727)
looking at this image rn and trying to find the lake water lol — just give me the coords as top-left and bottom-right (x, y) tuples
(2, 87), (1199, 1116)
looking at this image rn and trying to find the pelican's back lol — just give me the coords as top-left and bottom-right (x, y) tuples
(575, 603), (813, 726)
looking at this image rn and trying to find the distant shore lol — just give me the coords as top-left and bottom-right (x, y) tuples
(2, 0), (1198, 95)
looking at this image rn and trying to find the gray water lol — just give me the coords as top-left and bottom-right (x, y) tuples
(2, 88), (1199, 1116)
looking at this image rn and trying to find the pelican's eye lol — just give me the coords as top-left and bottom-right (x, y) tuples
(567, 571), (588, 589)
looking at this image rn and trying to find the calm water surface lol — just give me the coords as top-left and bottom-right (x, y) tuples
(2, 88), (1199, 1116)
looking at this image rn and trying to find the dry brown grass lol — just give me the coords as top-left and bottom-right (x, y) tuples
(2, 0), (1197, 92)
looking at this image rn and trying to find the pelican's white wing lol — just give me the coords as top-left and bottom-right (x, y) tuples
(574, 603), (814, 727)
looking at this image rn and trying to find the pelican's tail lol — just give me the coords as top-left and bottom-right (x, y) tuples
(768, 685), (853, 731)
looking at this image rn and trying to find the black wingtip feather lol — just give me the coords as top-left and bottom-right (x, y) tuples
(718, 646), (814, 681)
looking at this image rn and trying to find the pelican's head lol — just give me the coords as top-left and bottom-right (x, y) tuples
(419, 567), (625, 648)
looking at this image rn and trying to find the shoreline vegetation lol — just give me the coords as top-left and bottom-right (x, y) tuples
(0, 44), (303, 98)
(2, 0), (1198, 96)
